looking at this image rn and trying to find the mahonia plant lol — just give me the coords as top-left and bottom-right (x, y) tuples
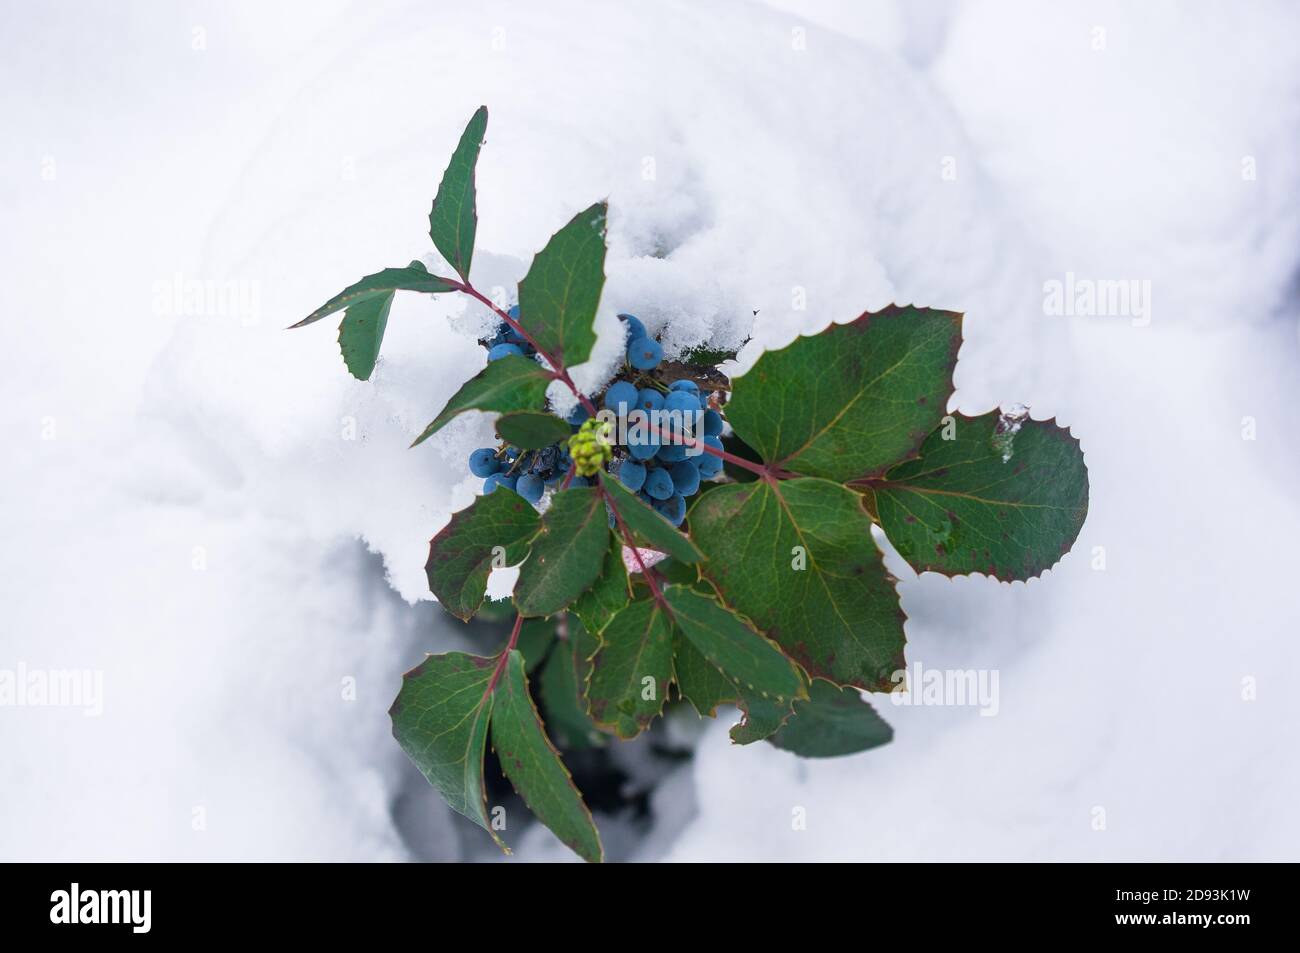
(292, 106), (1090, 862)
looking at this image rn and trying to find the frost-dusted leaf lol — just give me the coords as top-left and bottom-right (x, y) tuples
(870, 411), (1088, 581)
(571, 533), (630, 637)
(495, 411), (572, 449)
(429, 105), (488, 281)
(425, 490), (539, 621)
(411, 354), (551, 447)
(514, 488), (608, 617)
(768, 679), (893, 758)
(291, 261), (457, 328)
(680, 341), (746, 367)
(663, 586), (804, 704)
(539, 620), (608, 749)
(517, 202), (607, 367)
(337, 290), (394, 381)
(673, 632), (738, 718)
(389, 652), (501, 847)
(688, 478), (905, 691)
(490, 650), (603, 863)
(585, 598), (673, 739)
(598, 471), (702, 563)
(725, 306), (962, 481)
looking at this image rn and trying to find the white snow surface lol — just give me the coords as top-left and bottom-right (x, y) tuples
(2, 0), (1298, 860)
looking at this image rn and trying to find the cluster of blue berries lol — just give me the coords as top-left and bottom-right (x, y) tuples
(483, 305), (535, 362)
(467, 310), (726, 527)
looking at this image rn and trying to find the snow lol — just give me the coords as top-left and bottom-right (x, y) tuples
(2, 0), (1298, 861)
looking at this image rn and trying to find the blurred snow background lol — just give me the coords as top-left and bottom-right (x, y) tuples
(2, 0), (1298, 861)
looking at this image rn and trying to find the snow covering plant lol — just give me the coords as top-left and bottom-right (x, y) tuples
(292, 107), (1091, 863)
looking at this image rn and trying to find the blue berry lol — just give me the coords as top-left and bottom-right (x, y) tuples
(644, 467), (674, 500)
(668, 379), (699, 394)
(484, 472), (519, 494)
(703, 409), (724, 436)
(516, 473), (544, 505)
(627, 435), (659, 460)
(619, 313), (646, 340)
(469, 448), (500, 477)
(604, 380), (639, 415)
(697, 436), (724, 478)
(618, 460), (647, 492)
(637, 388), (664, 413)
(663, 389), (699, 415)
(569, 475), (591, 488)
(669, 459), (700, 496)
(488, 343), (524, 362)
(657, 442), (688, 464)
(627, 336), (663, 371)
(653, 493), (686, 526)
(566, 404), (591, 427)
(508, 305), (521, 320)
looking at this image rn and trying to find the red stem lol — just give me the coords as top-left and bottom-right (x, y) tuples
(454, 281), (599, 417)
(646, 421), (774, 478)
(599, 485), (668, 609)
(485, 612), (525, 696)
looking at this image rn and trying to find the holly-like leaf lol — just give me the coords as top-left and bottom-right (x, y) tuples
(673, 632), (739, 718)
(425, 490), (540, 621)
(489, 650), (603, 863)
(768, 678), (893, 757)
(539, 619), (608, 749)
(516, 618), (557, 672)
(389, 652), (501, 848)
(688, 477), (905, 691)
(291, 261), (457, 328)
(724, 306), (962, 482)
(730, 683), (799, 745)
(870, 412), (1088, 581)
(585, 598), (673, 739)
(514, 487), (608, 617)
(429, 106), (488, 281)
(495, 411), (572, 449)
(411, 354), (551, 447)
(336, 291), (394, 381)
(663, 586), (804, 705)
(598, 471), (702, 563)
(517, 202), (607, 367)
(571, 533), (630, 637)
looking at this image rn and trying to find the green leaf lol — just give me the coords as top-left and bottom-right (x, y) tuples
(389, 652), (502, 848)
(585, 598), (673, 739)
(514, 488), (608, 617)
(411, 354), (552, 447)
(871, 412), (1088, 581)
(425, 490), (540, 621)
(768, 679), (893, 757)
(516, 618), (557, 672)
(724, 306), (962, 481)
(539, 620), (608, 749)
(673, 632), (738, 718)
(688, 477), (906, 691)
(680, 341), (747, 366)
(663, 586), (804, 704)
(571, 533), (630, 637)
(598, 471), (702, 563)
(495, 411), (572, 449)
(517, 202), (607, 367)
(669, 630), (797, 744)
(429, 105), (488, 281)
(489, 650), (603, 863)
(730, 684), (799, 745)
(291, 261), (457, 328)
(336, 290), (394, 381)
